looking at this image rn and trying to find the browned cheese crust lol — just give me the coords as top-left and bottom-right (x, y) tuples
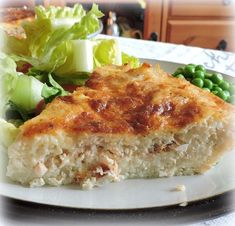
(20, 63), (235, 138)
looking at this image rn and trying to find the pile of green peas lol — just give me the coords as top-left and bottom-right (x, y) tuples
(172, 64), (235, 104)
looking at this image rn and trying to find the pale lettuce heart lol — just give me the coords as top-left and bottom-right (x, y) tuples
(0, 118), (19, 150)
(93, 39), (122, 67)
(10, 75), (44, 112)
(0, 52), (44, 115)
(55, 40), (94, 76)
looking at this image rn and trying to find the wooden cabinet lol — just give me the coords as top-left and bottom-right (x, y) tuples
(167, 20), (235, 51)
(169, 0), (235, 17)
(145, 0), (235, 52)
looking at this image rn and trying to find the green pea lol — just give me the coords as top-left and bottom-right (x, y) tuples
(229, 84), (235, 94)
(216, 90), (228, 101)
(184, 65), (195, 78)
(203, 79), (213, 90)
(213, 86), (223, 93)
(205, 73), (213, 79)
(192, 78), (204, 88)
(223, 90), (231, 100)
(195, 65), (206, 72)
(211, 73), (223, 85)
(193, 70), (205, 80)
(188, 63), (196, 67)
(175, 74), (185, 79)
(219, 81), (230, 90)
(173, 67), (184, 76)
(203, 88), (210, 92)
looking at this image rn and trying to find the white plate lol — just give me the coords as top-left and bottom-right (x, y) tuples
(1, 60), (234, 210)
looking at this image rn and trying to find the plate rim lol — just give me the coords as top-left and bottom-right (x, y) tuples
(1, 186), (235, 211)
(2, 190), (235, 225)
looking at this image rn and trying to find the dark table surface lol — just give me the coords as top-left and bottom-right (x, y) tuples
(1, 190), (234, 226)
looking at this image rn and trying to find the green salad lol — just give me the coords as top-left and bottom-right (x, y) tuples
(0, 4), (140, 130)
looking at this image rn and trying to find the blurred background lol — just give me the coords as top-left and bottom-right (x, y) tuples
(0, 0), (235, 51)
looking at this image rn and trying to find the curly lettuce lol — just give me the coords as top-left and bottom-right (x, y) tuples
(35, 4), (86, 20)
(2, 4), (139, 79)
(0, 52), (19, 118)
(93, 39), (140, 68)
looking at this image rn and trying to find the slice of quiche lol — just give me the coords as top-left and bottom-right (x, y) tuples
(7, 63), (235, 189)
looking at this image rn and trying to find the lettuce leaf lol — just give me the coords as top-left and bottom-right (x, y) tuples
(7, 101), (32, 121)
(35, 4), (86, 20)
(54, 74), (89, 86)
(55, 40), (94, 76)
(0, 53), (19, 118)
(10, 75), (44, 113)
(42, 74), (68, 103)
(93, 39), (122, 67)
(55, 38), (140, 76)
(122, 52), (140, 68)
(0, 55), (20, 148)
(93, 39), (140, 68)
(0, 52), (44, 116)
(0, 118), (19, 149)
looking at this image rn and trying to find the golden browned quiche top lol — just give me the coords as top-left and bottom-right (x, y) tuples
(21, 63), (234, 138)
